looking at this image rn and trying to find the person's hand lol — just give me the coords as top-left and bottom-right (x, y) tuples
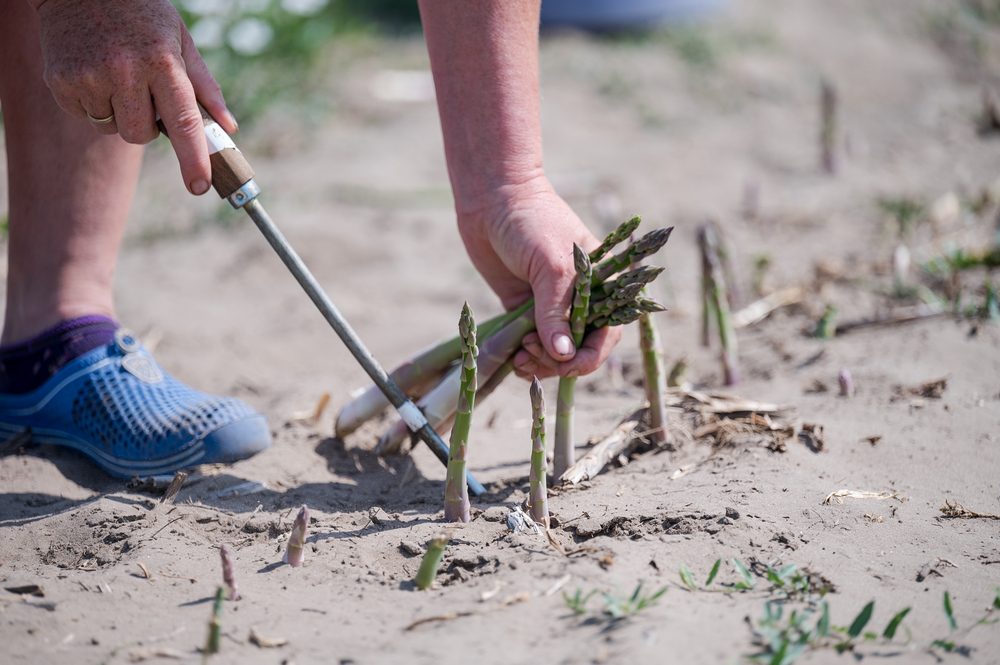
(33, 0), (236, 195)
(458, 176), (622, 380)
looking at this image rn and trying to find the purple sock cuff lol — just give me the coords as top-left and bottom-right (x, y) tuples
(0, 315), (120, 394)
(0, 315), (118, 354)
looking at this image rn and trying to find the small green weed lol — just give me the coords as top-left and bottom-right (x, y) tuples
(601, 583), (667, 620)
(562, 583), (666, 622)
(748, 588), (1000, 664)
(561, 588), (596, 615)
(877, 196), (926, 237)
(765, 563), (832, 601)
(679, 558), (754, 592)
(749, 600), (830, 665)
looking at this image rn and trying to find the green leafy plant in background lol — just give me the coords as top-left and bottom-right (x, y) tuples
(680, 558), (759, 593)
(170, 0), (421, 122)
(877, 196), (926, 237)
(749, 588), (1000, 664)
(749, 600), (830, 665)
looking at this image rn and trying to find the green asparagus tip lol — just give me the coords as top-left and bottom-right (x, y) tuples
(530, 376), (544, 413)
(636, 297), (667, 314)
(460, 301), (475, 341)
(590, 215), (643, 262)
(574, 243), (591, 276)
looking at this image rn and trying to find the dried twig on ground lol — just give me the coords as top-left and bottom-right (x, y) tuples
(835, 305), (946, 334)
(909, 377), (948, 399)
(732, 287), (803, 329)
(559, 409), (645, 485)
(160, 471), (188, 506)
(406, 591), (532, 630)
(940, 500), (1000, 520)
(248, 628), (287, 648)
(824, 490), (900, 504)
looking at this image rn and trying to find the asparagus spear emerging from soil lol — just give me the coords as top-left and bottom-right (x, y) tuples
(204, 586), (224, 657)
(838, 367), (854, 397)
(699, 224), (740, 386)
(219, 544), (240, 601)
(553, 245), (591, 481)
(821, 79), (838, 175)
(444, 303), (477, 523)
(282, 505), (309, 567)
(415, 532), (451, 590)
(370, 217), (675, 460)
(638, 292), (672, 448)
(529, 377), (550, 528)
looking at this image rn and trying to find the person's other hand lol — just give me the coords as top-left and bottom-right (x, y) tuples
(458, 176), (622, 380)
(33, 0), (236, 195)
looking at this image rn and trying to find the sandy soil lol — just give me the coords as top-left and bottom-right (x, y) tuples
(2, 1), (1000, 663)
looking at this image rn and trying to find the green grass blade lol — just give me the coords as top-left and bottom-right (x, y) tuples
(944, 591), (957, 631)
(817, 601), (830, 639)
(680, 564), (697, 590)
(847, 601), (874, 639)
(733, 558), (755, 589)
(706, 558), (722, 586)
(780, 642), (806, 665)
(882, 607), (910, 640)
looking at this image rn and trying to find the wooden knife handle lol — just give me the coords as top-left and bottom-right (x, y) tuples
(156, 106), (254, 199)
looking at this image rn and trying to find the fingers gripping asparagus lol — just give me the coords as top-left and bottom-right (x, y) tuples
(444, 303), (477, 523)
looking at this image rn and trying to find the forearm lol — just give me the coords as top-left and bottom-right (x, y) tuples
(418, 0), (545, 217)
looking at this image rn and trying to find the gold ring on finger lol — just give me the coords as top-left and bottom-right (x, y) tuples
(87, 111), (115, 124)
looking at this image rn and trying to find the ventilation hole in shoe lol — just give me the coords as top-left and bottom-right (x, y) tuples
(70, 361), (256, 459)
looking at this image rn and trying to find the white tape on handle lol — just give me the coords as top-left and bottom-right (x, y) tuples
(205, 122), (238, 155)
(397, 401), (428, 431)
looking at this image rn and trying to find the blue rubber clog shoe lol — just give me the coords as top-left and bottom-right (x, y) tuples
(0, 328), (272, 478)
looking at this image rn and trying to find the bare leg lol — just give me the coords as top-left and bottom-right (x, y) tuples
(0, 0), (143, 345)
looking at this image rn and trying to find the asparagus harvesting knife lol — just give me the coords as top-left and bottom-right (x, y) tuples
(164, 107), (484, 496)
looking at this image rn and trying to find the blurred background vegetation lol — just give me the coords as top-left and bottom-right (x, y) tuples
(171, 0), (422, 121)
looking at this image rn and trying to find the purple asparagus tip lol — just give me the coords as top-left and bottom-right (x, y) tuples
(283, 504), (310, 567)
(839, 367), (854, 397)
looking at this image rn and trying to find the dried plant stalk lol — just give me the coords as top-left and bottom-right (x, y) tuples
(699, 224), (740, 386)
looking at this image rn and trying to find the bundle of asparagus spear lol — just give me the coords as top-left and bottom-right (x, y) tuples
(334, 215), (673, 479)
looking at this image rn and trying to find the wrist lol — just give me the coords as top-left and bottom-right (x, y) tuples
(454, 170), (553, 232)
